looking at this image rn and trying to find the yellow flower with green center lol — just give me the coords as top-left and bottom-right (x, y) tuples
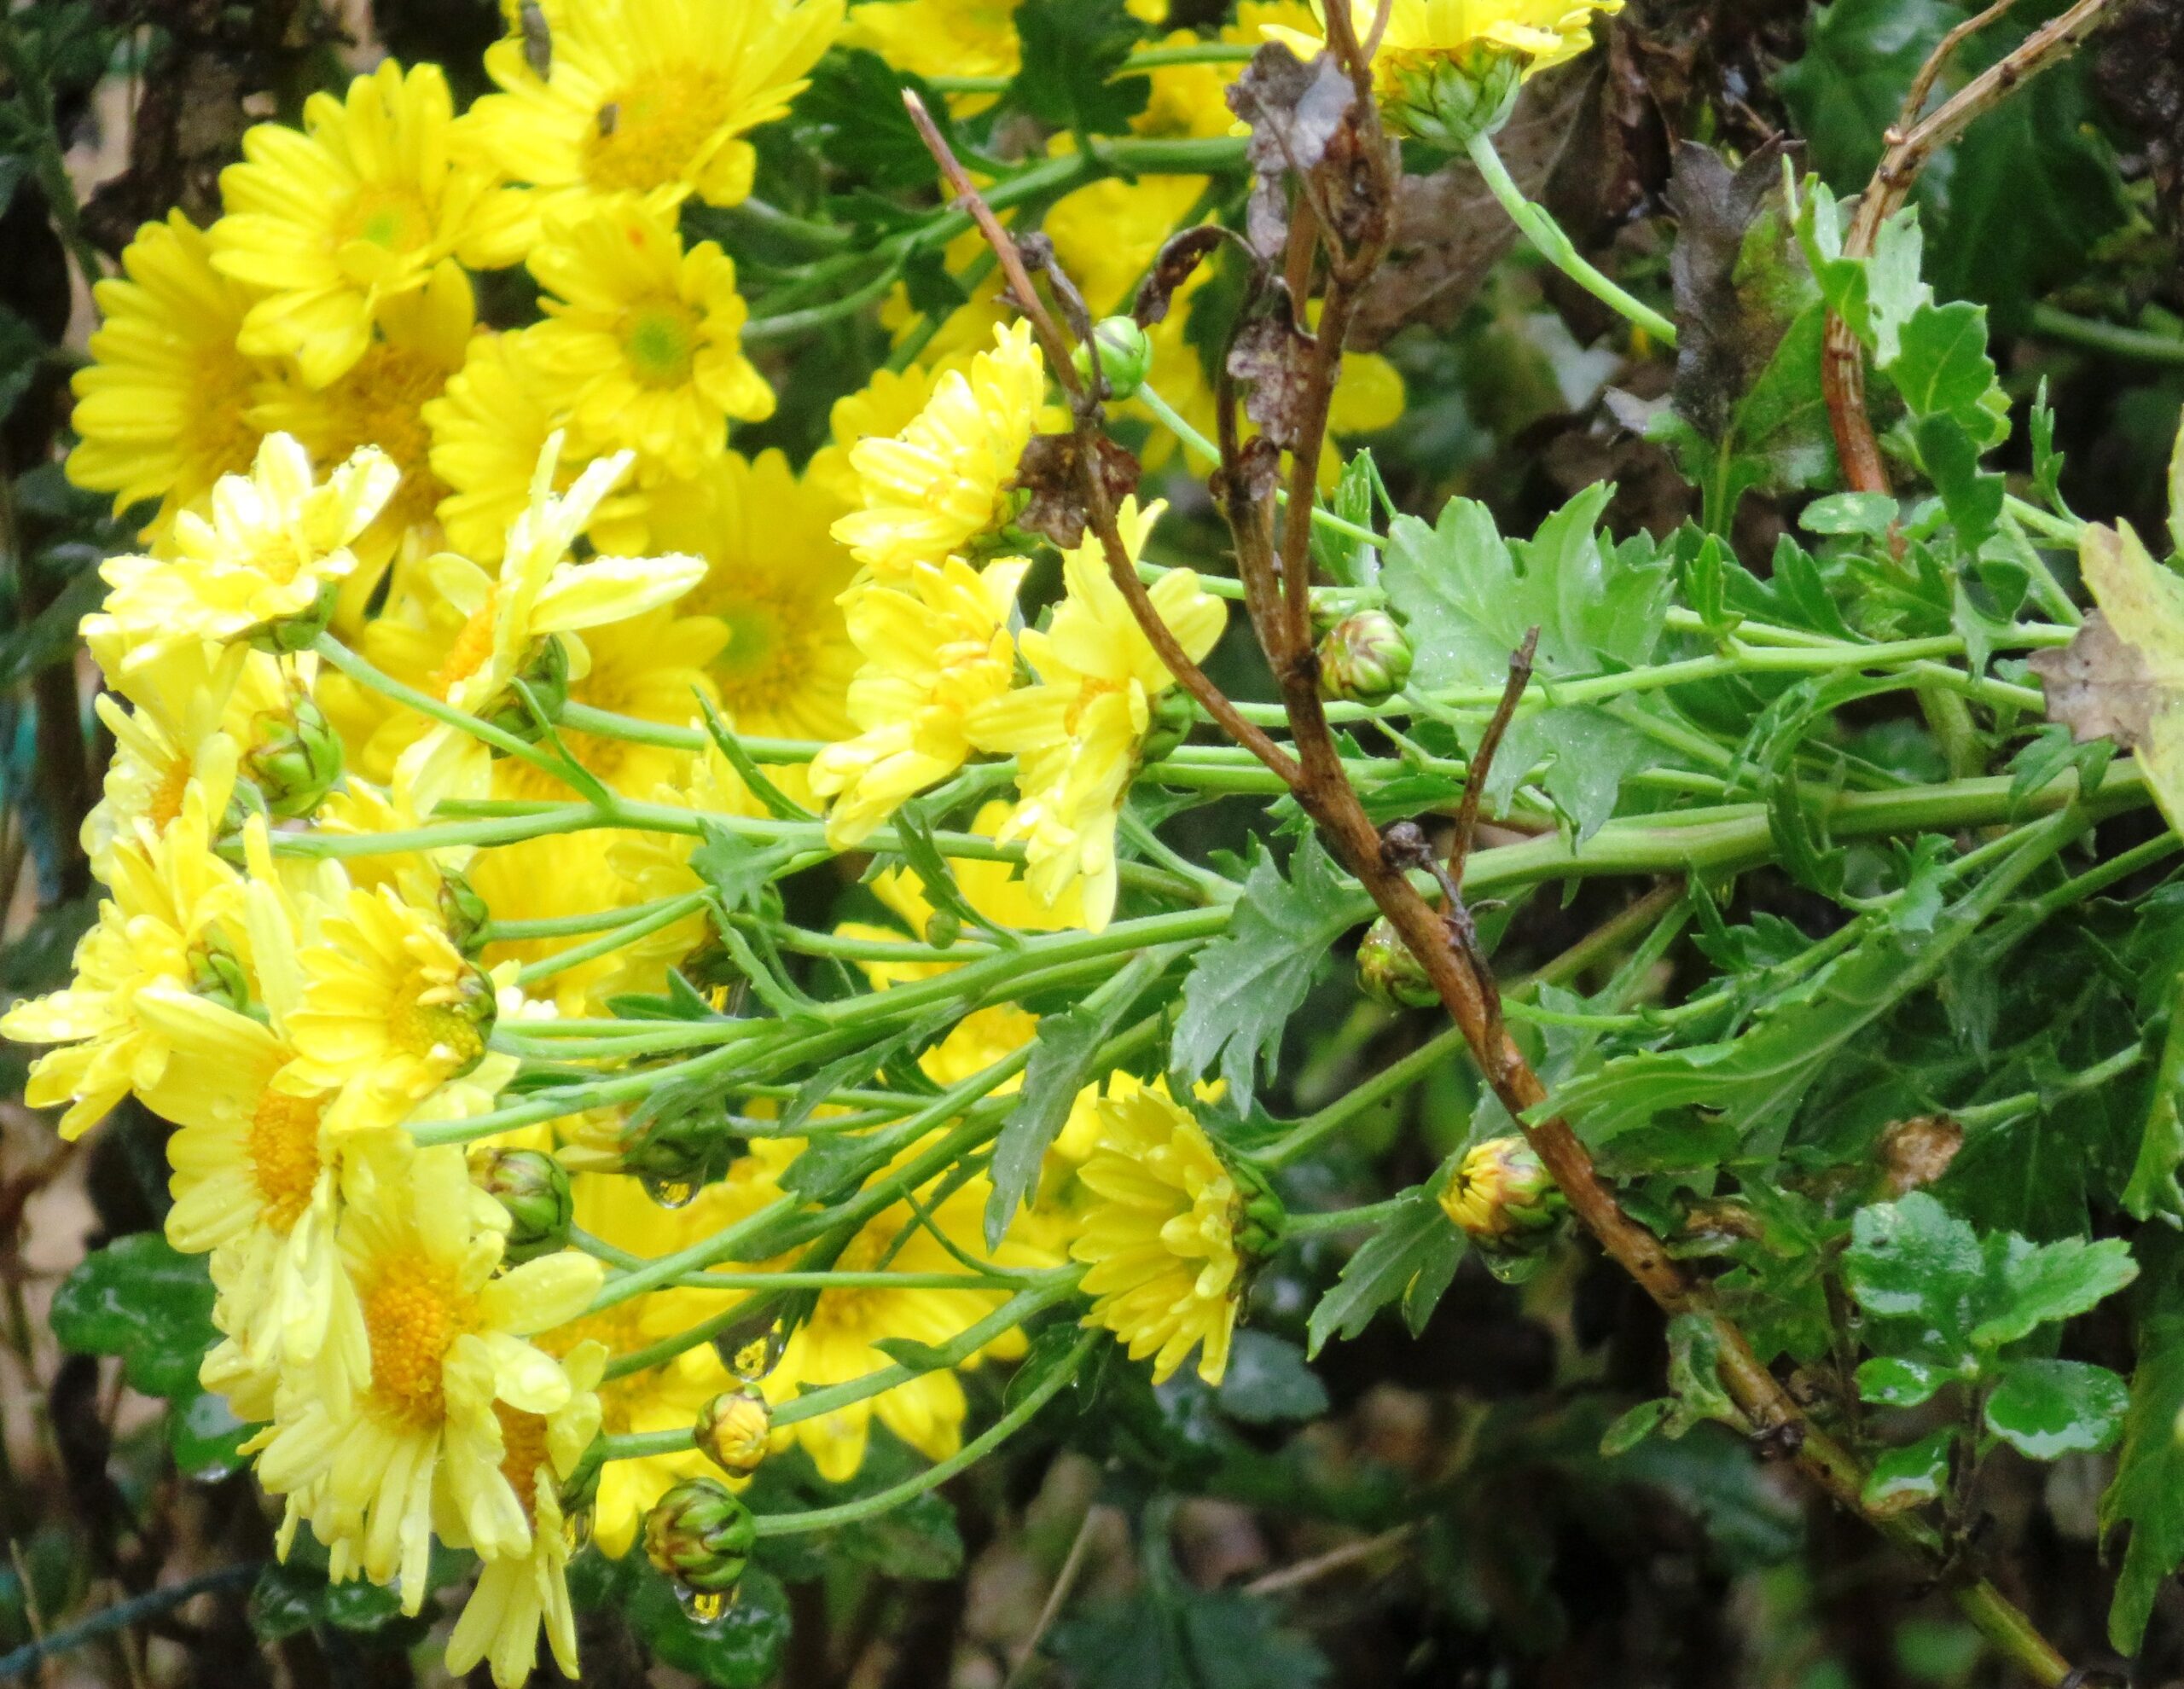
(0, 759), (245, 1139)
(247, 1135), (603, 1612)
(1071, 1080), (1244, 1385)
(67, 211), (274, 535)
(831, 320), (1051, 581)
(524, 195), (774, 481)
(282, 881), (497, 1135)
(462, 0), (844, 225)
(810, 554), (1030, 849)
(644, 449), (860, 741)
(84, 432), (399, 681)
(211, 61), (530, 389)
(967, 501), (1226, 932)
(425, 328), (649, 566)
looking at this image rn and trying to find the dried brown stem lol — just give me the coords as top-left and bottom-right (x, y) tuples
(1822, 0), (2116, 496)
(1448, 630), (1538, 890)
(1896, 0), (2020, 138)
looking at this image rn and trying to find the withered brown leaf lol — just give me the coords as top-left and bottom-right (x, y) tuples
(1227, 42), (1361, 258)
(2027, 612), (2162, 750)
(1010, 432), (1142, 549)
(1225, 287), (1319, 453)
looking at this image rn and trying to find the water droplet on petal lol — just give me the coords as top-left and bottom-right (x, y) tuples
(641, 1172), (697, 1210)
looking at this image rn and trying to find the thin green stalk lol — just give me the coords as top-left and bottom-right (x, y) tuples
(313, 635), (579, 786)
(743, 259), (905, 343)
(1136, 380), (1384, 548)
(1281, 1195), (1413, 1240)
(515, 891), (710, 987)
(1465, 131), (1678, 347)
(2030, 301), (2184, 366)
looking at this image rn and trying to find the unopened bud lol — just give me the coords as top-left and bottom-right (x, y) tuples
(480, 635), (571, 742)
(694, 1389), (772, 1476)
(1380, 43), (1524, 148)
(1317, 611), (1414, 707)
(619, 1099), (743, 1199)
(439, 871), (491, 955)
(1356, 916), (1438, 1009)
(923, 909), (962, 950)
(1440, 1135), (1565, 1247)
(243, 694), (344, 820)
(1141, 688), (1197, 763)
(1071, 316), (1155, 401)
(189, 943), (253, 1014)
(643, 1477), (756, 1596)
(255, 579), (341, 657)
(470, 1148), (573, 1262)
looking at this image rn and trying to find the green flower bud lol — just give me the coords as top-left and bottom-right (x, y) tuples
(1317, 611), (1414, 707)
(439, 871), (491, 956)
(1356, 916), (1438, 1009)
(1380, 43), (1524, 149)
(618, 1099), (744, 1204)
(242, 693), (345, 820)
(189, 942), (253, 1015)
(923, 909), (963, 951)
(1071, 316), (1155, 400)
(480, 635), (571, 743)
(255, 578), (341, 657)
(694, 1389), (772, 1476)
(469, 1148), (574, 1263)
(1141, 688), (1197, 764)
(643, 1477), (757, 1596)
(1439, 1135), (1565, 1248)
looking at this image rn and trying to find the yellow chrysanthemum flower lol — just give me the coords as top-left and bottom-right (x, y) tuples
(808, 363), (943, 509)
(845, 0), (1019, 87)
(1072, 1079), (1244, 1385)
(424, 328), (648, 566)
(444, 1343), (605, 1688)
(211, 61), (528, 389)
(282, 882), (496, 1135)
(644, 450), (859, 741)
(84, 432), (398, 680)
(967, 502), (1225, 931)
(809, 555), (1029, 849)
(393, 438), (705, 810)
(67, 212), (271, 531)
(463, 0), (844, 222)
(0, 767), (244, 1138)
(81, 643), (249, 879)
(311, 777), (472, 910)
(524, 196), (774, 480)
(249, 1136), (603, 1611)
(1269, 0), (1619, 79)
(831, 320), (1049, 581)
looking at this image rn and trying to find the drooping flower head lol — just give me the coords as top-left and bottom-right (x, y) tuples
(968, 500), (1225, 930)
(212, 61), (529, 388)
(463, 0), (845, 222)
(67, 212), (271, 531)
(832, 320), (1050, 580)
(525, 195), (775, 480)
(1071, 1078), (1246, 1386)
(809, 556), (1029, 849)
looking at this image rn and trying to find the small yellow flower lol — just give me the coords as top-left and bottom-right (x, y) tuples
(525, 195), (774, 480)
(80, 643), (251, 879)
(808, 363), (944, 510)
(967, 501), (1225, 931)
(1072, 1079), (1244, 1385)
(845, 0), (1019, 88)
(212, 61), (529, 388)
(248, 1135), (603, 1611)
(1269, 0), (1619, 78)
(831, 320), (1049, 581)
(0, 768), (244, 1139)
(463, 0), (845, 222)
(67, 212), (271, 531)
(84, 432), (398, 679)
(809, 556), (1029, 849)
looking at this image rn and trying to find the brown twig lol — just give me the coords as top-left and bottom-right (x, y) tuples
(1448, 630), (1538, 891)
(1243, 1522), (1415, 1596)
(1896, 0), (2020, 138)
(1821, 0), (2117, 496)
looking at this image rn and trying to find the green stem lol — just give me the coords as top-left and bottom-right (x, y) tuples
(2030, 301), (2184, 367)
(313, 635), (576, 786)
(1281, 1195), (1412, 1239)
(743, 259), (906, 344)
(514, 890), (710, 987)
(1465, 131), (1678, 347)
(1136, 381), (1385, 548)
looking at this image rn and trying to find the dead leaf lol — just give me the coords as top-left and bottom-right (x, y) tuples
(1135, 226), (1234, 329)
(2028, 612), (2162, 750)
(1225, 41), (1388, 260)
(1010, 432), (1141, 549)
(2066, 522), (2184, 833)
(1663, 137), (1799, 443)
(1879, 1116), (1964, 1197)
(1226, 287), (1320, 452)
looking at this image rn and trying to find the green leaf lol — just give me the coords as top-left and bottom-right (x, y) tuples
(1172, 834), (1361, 1111)
(51, 1233), (217, 1398)
(690, 821), (787, 916)
(1966, 1231), (2139, 1351)
(795, 49), (957, 191)
(1887, 302), (2008, 442)
(1049, 1587), (1329, 1689)
(169, 1386), (253, 1480)
(2105, 1234), (2184, 1651)
(0, 565), (103, 691)
(1984, 1359), (2127, 1460)
(883, 804), (1019, 948)
(1215, 1332), (1329, 1425)
(1774, 0), (1959, 189)
(1800, 491), (1898, 537)
(1861, 1427), (1955, 1517)
(985, 985), (1135, 1248)
(2124, 967), (2184, 1222)
(1303, 1187), (1463, 1357)
(1856, 1355), (1951, 1409)
(697, 695), (815, 822)
(1659, 1314), (1740, 1438)
(0, 302), (46, 426)
(836, 1490), (964, 1581)
(1009, 0), (1150, 133)
(626, 1562), (790, 1686)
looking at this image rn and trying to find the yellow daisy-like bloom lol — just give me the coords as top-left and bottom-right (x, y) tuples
(282, 882), (497, 1135)
(1071, 1078), (1243, 1385)
(444, 1343), (605, 1688)
(67, 212), (271, 531)
(394, 437), (704, 810)
(967, 502), (1225, 931)
(809, 555), (1029, 850)
(424, 328), (648, 566)
(249, 1137), (603, 1611)
(760, 1156), (1054, 1483)
(845, 0), (1019, 86)
(80, 642), (252, 879)
(644, 450), (859, 741)
(525, 195), (774, 480)
(212, 60), (528, 389)
(0, 768), (243, 1138)
(84, 432), (398, 680)
(463, 0), (844, 223)
(831, 320), (1049, 581)
(1269, 0), (1619, 80)
(808, 363), (943, 510)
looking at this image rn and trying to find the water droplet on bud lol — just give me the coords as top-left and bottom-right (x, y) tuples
(677, 1586), (730, 1622)
(641, 1172), (697, 1210)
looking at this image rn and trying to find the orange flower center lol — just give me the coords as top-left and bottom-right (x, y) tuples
(146, 756), (194, 833)
(361, 1254), (473, 1426)
(496, 1399), (552, 1525)
(583, 72), (733, 195)
(247, 1088), (328, 1233)
(433, 592), (501, 699)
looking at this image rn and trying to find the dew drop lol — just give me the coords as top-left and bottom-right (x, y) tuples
(642, 1172), (697, 1210)
(723, 1323), (785, 1383)
(677, 1586), (731, 1622)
